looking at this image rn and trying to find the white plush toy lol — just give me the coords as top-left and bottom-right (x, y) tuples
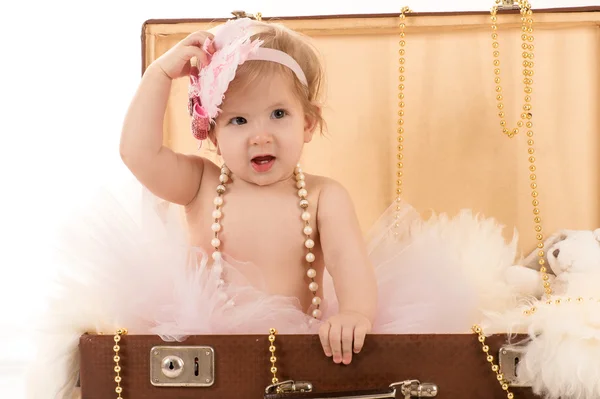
(504, 228), (600, 298)
(487, 227), (600, 399)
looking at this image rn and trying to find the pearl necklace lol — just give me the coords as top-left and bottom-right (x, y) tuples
(210, 164), (322, 319)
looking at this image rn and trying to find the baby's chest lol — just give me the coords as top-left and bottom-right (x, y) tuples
(217, 203), (312, 256)
(191, 185), (321, 276)
(206, 187), (317, 242)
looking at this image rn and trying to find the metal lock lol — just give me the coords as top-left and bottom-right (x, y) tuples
(150, 346), (215, 387)
(161, 355), (184, 379)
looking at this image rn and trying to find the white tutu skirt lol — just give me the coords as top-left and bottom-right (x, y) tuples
(28, 181), (523, 398)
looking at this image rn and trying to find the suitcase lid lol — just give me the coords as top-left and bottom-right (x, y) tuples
(140, 7), (600, 254)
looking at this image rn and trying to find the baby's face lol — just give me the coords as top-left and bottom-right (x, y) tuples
(213, 72), (313, 187)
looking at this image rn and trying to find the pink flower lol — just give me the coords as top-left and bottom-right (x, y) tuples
(187, 18), (264, 142)
(191, 99), (210, 141)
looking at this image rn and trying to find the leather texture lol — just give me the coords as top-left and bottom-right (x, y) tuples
(79, 333), (540, 399)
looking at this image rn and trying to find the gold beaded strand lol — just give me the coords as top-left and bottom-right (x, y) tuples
(490, 0), (535, 139)
(394, 7), (411, 234)
(490, 0), (550, 297)
(472, 325), (515, 399)
(113, 328), (127, 399)
(475, 3), (555, 396)
(268, 328), (279, 386)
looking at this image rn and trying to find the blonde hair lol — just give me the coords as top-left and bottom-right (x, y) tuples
(224, 20), (327, 135)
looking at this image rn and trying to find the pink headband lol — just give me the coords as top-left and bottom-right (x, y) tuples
(188, 18), (308, 142)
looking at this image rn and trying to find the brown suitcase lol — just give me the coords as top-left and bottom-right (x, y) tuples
(79, 332), (535, 399)
(77, 4), (600, 399)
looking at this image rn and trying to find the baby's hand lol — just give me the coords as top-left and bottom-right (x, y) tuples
(318, 311), (372, 365)
(153, 30), (215, 80)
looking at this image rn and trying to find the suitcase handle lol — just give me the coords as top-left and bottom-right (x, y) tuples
(264, 330), (438, 399)
(264, 379), (438, 399)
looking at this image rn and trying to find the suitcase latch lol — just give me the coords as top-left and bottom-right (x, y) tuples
(498, 345), (531, 387)
(149, 345), (215, 387)
(391, 380), (438, 398)
(264, 379), (437, 398)
(265, 379), (314, 394)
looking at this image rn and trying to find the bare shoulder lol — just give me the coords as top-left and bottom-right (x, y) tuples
(183, 156), (221, 208)
(199, 156), (221, 179)
(308, 175), (368, 278)
(304, 174), (356, 221)
(304, 174), (345, 191)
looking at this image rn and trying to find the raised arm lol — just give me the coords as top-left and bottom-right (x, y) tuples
(317, 179), (378, 364)
(119, 31), (213, 205)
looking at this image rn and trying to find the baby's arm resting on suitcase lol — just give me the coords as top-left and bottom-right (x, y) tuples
(317, 180), (378, 365)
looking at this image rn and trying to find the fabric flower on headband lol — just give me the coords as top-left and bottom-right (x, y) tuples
(188, 18), (263, 142)
(188, 17), (308, 144)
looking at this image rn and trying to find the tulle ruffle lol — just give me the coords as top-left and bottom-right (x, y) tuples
(27, 179), (526, 398)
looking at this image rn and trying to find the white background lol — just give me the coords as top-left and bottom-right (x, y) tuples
(0, 0), (596, 397)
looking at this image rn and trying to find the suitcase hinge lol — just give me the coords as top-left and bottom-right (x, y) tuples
(231, 10), (262, 20)
(497, 0), (520, 10)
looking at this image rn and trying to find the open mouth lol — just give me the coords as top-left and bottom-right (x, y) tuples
(251, 155), (276, 172)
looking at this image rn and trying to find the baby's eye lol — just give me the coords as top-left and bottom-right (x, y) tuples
(229, 117), (247, 125)
(271, 109), (287, 119)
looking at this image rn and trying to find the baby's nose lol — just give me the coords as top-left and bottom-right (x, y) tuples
(251, 132), (273, 145)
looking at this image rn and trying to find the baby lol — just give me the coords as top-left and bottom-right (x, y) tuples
(28, 16), (519, 399)
(119, 18), (377, 365)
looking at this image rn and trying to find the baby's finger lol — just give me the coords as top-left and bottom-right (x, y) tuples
(341, 325), (355, 365)
(329, 323), (343, 364)
(184, 46), (211, 67)
(205, 40), (216, 54)
(183, 31), (214, 47)
(353, 322), (369, 354)
(318, 322), (332, 357)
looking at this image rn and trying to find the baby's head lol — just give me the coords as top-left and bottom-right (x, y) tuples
(223, 21), (325, 134)
(190, 18), (325, 186)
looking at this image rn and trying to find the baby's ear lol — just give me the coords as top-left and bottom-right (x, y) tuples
(303, 110), (319, 142)
(208, 129), (221, 154)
